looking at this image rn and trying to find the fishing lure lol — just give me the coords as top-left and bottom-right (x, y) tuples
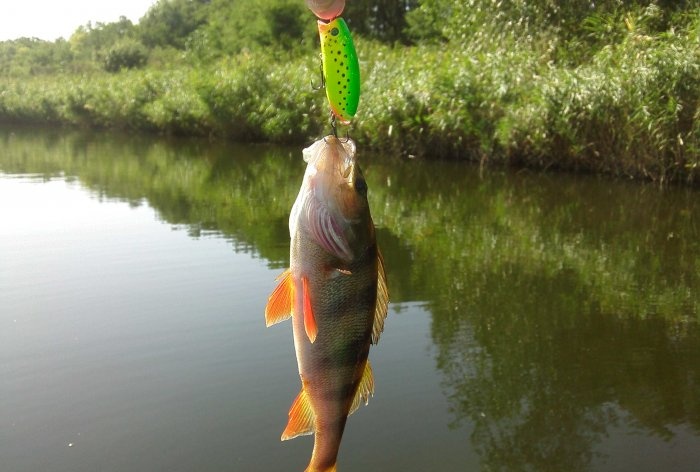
(318, 18), (360, 125)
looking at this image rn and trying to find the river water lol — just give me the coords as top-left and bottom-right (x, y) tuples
(1, 126), (699, 472)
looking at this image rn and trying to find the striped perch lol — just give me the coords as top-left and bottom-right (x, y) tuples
(265, 136), (389, 472)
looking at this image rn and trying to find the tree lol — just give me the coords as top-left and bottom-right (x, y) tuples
(194, 0), (311, 57)
(344, 0), (420, 42)
(0, 37), (74, 76)
(137, 0), (209, 49)
(69, 17), (137, 64)
(103, 39), (148, 72)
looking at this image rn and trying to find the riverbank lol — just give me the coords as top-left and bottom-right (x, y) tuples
(1, 21), (699, 184)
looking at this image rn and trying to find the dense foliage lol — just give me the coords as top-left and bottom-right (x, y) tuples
(0, 0), (698, 183)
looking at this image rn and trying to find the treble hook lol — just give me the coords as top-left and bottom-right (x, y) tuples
(339, 126), (350, 143)
(323, 113), (338, 142)
(311, 56), (325, 90)
(324, 112), (351, 143)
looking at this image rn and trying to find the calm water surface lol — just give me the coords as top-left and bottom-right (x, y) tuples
(1, 127), (699, 472)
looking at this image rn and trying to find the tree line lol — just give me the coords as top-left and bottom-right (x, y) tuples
(3, 0), (695, 76)
(1, 0), (418, 76)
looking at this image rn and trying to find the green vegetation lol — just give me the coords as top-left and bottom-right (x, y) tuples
(103, 39), (148, 72)
(1, 0), (699, 183)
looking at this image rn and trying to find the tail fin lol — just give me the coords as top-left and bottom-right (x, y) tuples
(305, 464), (336, 472)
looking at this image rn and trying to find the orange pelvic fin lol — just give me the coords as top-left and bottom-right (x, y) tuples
(349, 361), (375, 415)
(281, 387), (315, 440)
(265, 269), (293, 327)
(302, 276), (318, 343)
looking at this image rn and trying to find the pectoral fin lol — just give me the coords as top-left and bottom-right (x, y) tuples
(281, 387), (315, 440)
(302, 276), (318, 343)
(265, 269), (293, 327)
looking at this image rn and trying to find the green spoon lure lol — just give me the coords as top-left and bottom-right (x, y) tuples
(318, 18), (360, 124)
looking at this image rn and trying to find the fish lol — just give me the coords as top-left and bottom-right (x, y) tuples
(305, 0), (345, 20)
(265, 136), (389, 472)
(318, 18), (360, 125)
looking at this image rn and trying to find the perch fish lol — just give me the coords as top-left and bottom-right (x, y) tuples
(265, 136), (388, 472)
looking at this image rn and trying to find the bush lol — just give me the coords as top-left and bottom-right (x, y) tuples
(103, 40), (148, 72)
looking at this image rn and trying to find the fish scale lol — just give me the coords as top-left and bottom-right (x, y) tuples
(318, 18), (360, 124)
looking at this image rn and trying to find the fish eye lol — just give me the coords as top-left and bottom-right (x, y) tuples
(330, 28), (339, 36)
(354, 177), (367, 196)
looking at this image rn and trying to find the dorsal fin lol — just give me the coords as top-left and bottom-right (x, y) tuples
(371, 248), (389, 344)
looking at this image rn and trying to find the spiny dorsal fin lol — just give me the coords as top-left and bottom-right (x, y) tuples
(265, 269), (293, 327)
(371, 249), (389, 344)
(281, 387), (315, 440)
(349, 361), (375, 415)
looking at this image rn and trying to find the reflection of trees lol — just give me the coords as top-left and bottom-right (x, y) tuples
(427, 262), (700, 470)
(430, 269), (613, 471)
(410, 179), (700, 470)
(3, 126), (700, 470)
(363, 153), (700, 469)
(0, 127), (300, 267)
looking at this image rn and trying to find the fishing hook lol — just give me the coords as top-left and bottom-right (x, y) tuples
(323, 113), (351, 142)
(311, 56), (325, 91)
(326, 113), (338, 139)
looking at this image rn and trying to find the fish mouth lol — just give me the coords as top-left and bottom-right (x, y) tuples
(303, 135), (356, 181)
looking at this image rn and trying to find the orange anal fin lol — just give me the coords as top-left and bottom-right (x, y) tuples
(302, 276), (318, 343)
(265, 269), (293, 327)
(281, 387), (315, 440)
(349, 361), (375, 415)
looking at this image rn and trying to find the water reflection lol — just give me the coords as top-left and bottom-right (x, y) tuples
(2, 126), (699, 471)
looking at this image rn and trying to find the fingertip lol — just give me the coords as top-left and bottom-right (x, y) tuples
(306, 0), (345, 20)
